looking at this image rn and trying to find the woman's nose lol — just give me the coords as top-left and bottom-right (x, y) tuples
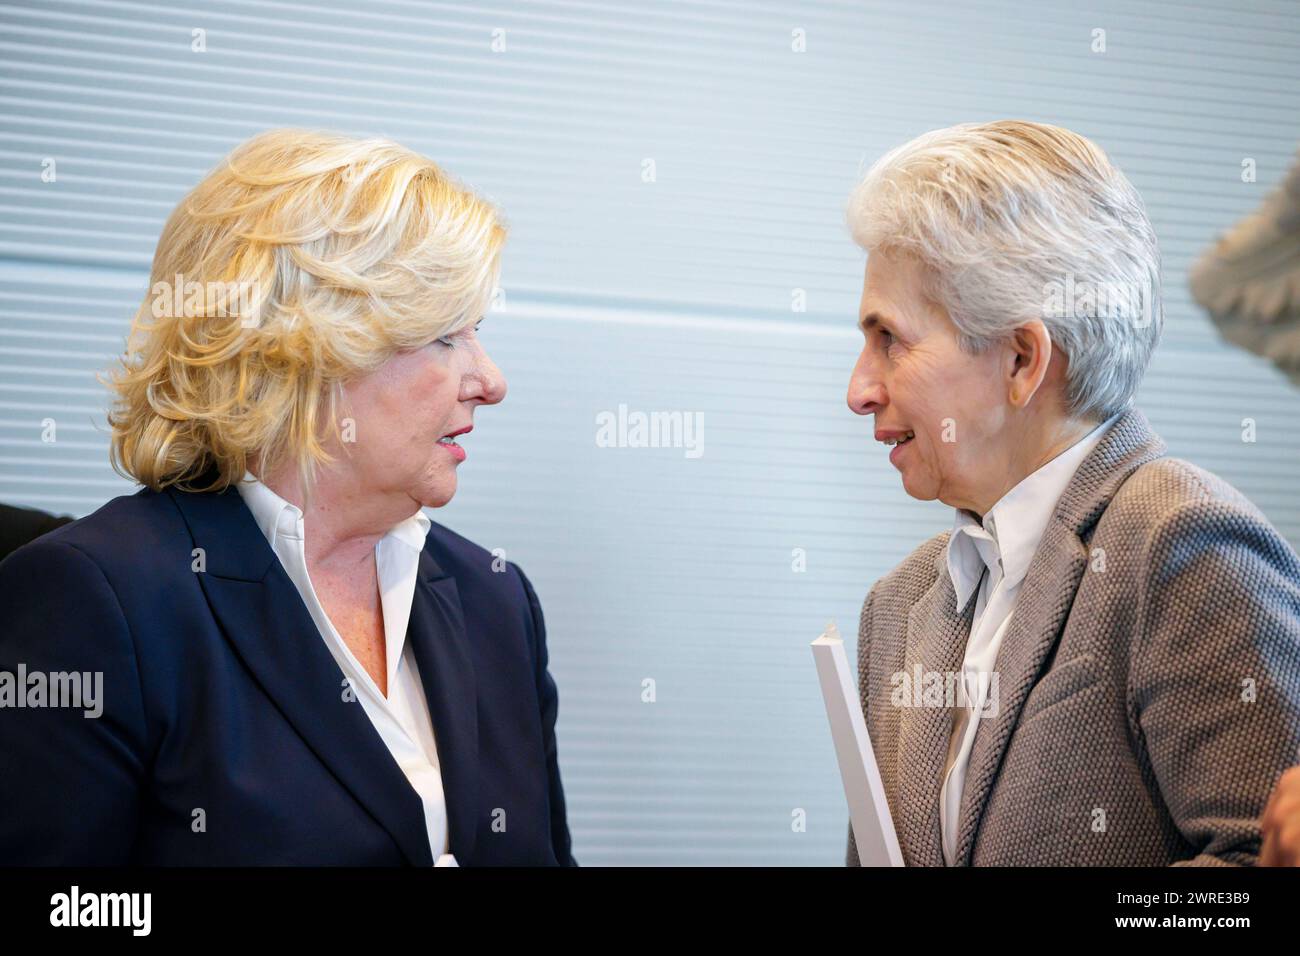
(473, 348), (507, 405)
(847, 356), (886, 416)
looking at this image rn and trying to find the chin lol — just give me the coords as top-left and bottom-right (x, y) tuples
(421, 486), (456, 509)
(410, 473), (458, 510)
(900, 473), (939, 503)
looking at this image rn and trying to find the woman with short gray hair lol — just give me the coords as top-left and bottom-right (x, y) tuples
(843, 120), (1300, 866)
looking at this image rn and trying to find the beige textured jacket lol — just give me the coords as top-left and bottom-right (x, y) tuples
(846, 409), (1300, 866)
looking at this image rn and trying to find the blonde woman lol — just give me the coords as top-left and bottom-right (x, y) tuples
(0, 130), (575, 866)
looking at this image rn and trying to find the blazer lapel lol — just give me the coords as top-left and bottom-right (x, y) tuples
(952, 409), (1168, 864)
(895, 550), (976, 867)
(951, 522), (1089, 865)
(168, 484), (435, 866)
(406, 550), (480, 863)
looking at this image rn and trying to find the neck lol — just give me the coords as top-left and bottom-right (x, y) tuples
(961, 411), (1099, 518)
(255, 460), (413, 572)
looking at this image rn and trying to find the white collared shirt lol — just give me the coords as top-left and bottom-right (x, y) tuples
(235, 472), (457, 866)
(938, 415), (1119, 865)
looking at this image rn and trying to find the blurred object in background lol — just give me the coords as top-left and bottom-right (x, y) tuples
(1191, 149), (1300, 387)
(0, 502), (73, 563)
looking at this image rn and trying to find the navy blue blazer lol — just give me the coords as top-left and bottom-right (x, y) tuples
(0, 482), (575, 866)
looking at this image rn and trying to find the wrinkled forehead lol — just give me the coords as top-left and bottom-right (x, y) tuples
(858, 251), (949, 332)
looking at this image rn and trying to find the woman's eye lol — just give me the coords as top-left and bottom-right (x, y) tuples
(879, 328), (895, 348)
(439, 321), (482, 348)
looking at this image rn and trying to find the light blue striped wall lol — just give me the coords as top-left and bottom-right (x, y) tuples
(2, 0), (1298, 864)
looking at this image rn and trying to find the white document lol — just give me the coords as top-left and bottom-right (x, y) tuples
(811, 621), (905, 867)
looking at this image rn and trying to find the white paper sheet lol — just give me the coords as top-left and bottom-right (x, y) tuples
(811, 621), (905, 867)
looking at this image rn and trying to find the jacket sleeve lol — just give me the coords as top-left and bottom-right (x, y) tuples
(515, 564), (577, 866)
(1133, 496), (1300, 866)
(0, 539), (149, 864)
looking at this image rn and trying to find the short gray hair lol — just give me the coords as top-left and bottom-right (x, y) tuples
(847, 120), (1162, 421)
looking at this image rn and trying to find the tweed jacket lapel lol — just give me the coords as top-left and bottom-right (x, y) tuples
(895, 561), (977, 866)
(951, 408), (1167, 864)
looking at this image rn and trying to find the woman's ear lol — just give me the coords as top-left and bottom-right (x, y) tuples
(1006, 320), (1053, 409)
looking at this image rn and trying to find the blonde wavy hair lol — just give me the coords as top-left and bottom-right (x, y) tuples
(107, 128), (506, 497)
